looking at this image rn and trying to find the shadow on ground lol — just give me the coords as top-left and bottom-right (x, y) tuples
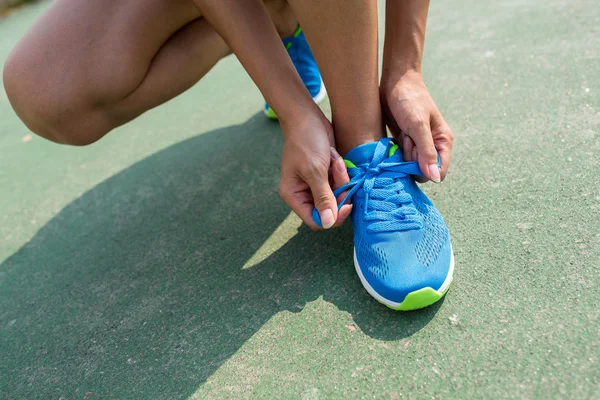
(0, 114), (442, 398)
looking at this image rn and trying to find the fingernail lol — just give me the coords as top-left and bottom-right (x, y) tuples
(429, 164), (441, 183)
(403, 136), (411, 150)
(320, 209), (335, 229)
(330, 147), (342, 161)
(334, 157), (347, 174)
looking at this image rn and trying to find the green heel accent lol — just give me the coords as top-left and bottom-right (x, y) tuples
(383, 283), (451, 311)
(397, 288), (446, 311)
(264, 107), (278, 120)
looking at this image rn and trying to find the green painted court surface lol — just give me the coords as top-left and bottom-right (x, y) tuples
(1, 0), (598, 398)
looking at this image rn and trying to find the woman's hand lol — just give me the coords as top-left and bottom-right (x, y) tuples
(279, 113), (352, 230)
(381, 70), (454, 182)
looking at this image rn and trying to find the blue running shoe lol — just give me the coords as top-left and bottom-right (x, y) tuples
(264, 26), (327, 119)
(313, 138), (454, 311)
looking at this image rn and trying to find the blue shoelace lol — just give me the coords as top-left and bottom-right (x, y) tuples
(313, 138), (427, 233)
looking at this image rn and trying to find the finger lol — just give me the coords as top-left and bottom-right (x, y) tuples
(382, 96), (402, 137)
(330, 147), (350, 189)
(279, 184), (322, 230)
(438, 146), (452, 181)
(333, 181), (352, 225)
(402, 133), (414, 162)
(405, 118), (440, 183)
(308, 181), (339, 229)
(331, 181), (350, 223)
(410, 148), (428, 183)
(294, 202), (322, 231)
(301, 164), (339, 229)
(333, 204), (353, 228)
(432, 118), (454, 181)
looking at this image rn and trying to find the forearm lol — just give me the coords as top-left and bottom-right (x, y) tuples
(193, 0), (318, 125)
(380, 0), (453, 183)
(381, 0), (430, 83)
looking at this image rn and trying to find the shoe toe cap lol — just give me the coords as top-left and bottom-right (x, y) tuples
(357, 235), (453, 304)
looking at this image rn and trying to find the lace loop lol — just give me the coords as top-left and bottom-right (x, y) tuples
(312, 138), (429, 232)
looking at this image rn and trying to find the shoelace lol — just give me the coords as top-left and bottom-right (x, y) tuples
(313, 138), (426, 233)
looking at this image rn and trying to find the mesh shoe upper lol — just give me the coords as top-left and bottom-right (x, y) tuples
(264, 27), (323, 116)
(314, 138), (453, 304)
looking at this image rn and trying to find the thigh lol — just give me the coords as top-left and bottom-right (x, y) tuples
(10, 0), (201, 107)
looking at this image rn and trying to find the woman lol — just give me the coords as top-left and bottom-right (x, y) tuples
(3, 0), (455, 310)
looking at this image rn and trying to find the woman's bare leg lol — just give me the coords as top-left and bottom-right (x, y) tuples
(3, 0), (297, 146)
(286, 0), (383, 155)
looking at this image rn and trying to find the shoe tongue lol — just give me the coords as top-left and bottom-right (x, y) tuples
(344, 140), (401, 166)
(344, 142), (380, 166)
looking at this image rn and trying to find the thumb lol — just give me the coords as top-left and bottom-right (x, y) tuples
(407, 120), (441, 183)
(304, 169), (339, 229)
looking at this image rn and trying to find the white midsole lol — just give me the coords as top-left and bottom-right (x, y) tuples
(353, 245), (455, 308)
(311, 80), (327, 104)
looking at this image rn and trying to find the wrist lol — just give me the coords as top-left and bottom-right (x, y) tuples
(274, 99), (320, 128)
(279, 105), (330, 139)
(279, 105), (323, 133)
(381, 51), (422, 81)
(380, 69), (424, 94)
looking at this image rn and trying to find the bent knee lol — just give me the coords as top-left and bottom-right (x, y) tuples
(3, 52), (112, 146)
